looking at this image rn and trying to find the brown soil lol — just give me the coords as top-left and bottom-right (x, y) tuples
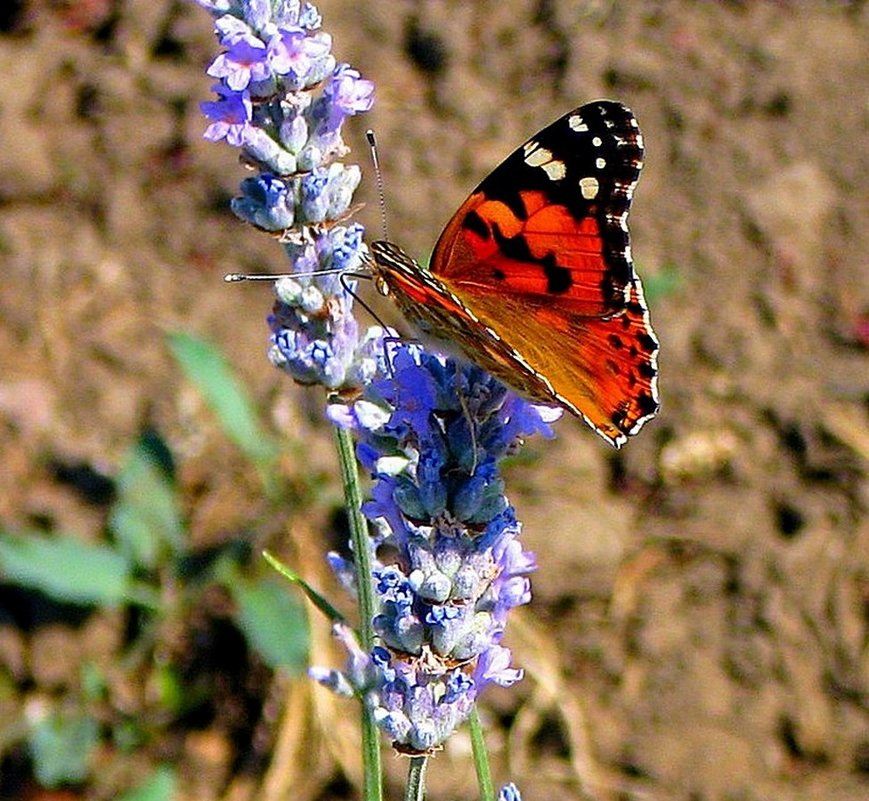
(0, 1), (866, 800)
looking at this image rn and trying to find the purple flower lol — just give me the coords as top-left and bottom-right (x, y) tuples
(207, 36), (270, 91)
(299, 167), (329, 222)
(265, 221), (373, 390)
(475, 643), (523, 688)
(239, 0), (271, 32)
(270, 301), (359, 389)
(371, 347), (439, 440)
(294, 2), (322, 30)
(369, 652), (478, 753)
(346, 326), (390, 388)
(268, 27), (332, 89)
(213, 13), (253, 43)
(318, 348), (549, 752)
(498, 783), (522, 801)
(361, 474), (413, 544)
(240, 126), (297, 174)
(195, 0), (323, 35)
(328, 223), (365, 272)
(373, 568), (424, 652)
(279, 111), (308, 154)
(231, 173), (294, 230)
(325, 64), (375, 116)
(313, 63), (375, 135)
(201, 83), (252, 145)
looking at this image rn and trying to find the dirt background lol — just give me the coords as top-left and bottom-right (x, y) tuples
(0, 1), (867, 800)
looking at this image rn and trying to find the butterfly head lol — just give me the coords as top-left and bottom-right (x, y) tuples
(366, 240), (422, 298)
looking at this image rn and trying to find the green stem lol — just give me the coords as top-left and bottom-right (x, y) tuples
(469, 707), (495, 801)
(333, 423), (382, 801)
(404, 756), (428, 801)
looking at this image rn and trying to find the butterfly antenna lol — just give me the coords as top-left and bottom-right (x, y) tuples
(224, 273), (286, 282)
(224, 268), (342, 282)
(366, 129), (389, 241)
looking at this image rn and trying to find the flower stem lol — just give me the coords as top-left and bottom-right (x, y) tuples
(333, 423), (382, 801)
(469, 707), (495, 801)
(404, 756), (428, 801)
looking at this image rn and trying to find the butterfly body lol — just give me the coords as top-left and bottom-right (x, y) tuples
(369, 100), (659, 447)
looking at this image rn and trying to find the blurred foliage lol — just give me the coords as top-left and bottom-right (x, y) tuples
(28, 710), (100, 787)
(116, 767), (178, 801)
(642, 262), (681, 302)
(0, 333), (310, 796)
(168, 332), (282, 491)
(0, 534), (133, 607)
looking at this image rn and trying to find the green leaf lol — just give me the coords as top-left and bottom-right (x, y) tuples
(116, 766), (177, 801)
(262, 550), (345, 624)
(110, 434), (184, 569)
(229, 574), (309, 672)
(0, 532), (131, 606)
(166, 332), (279, 470)
(29, 711), (99, 786)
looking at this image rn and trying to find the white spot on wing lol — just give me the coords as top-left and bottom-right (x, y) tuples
(579, 176), (599, 199)
(525, 145), (566, 181)
(596, 157), (606, 169)
(568, 114), (588, 132)
(542, 160), (566, 180)
(524, 146), (553, 167)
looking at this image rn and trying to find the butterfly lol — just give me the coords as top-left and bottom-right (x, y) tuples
(368, 100), (659, 448)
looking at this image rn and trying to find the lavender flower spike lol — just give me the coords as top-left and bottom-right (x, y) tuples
(315, 348), (560, 753)
(197, 0), (377, 391)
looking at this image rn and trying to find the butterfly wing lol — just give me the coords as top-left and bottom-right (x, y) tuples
(428, 100), (659, 445)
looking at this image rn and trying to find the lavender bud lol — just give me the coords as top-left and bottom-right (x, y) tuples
(242, 127), (297, 174)
(231, 174), (295, 230)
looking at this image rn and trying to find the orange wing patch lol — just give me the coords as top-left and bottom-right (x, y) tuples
(433, 191), (628, 318)
(436, 276), (658, 445)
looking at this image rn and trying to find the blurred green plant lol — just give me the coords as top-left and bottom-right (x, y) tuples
(0, 332), (309, 795)
(28, 709), (100, 787)
(116, 766), (178, 801)
(641, 262), (681, 302)
(167, 331), (282, 493)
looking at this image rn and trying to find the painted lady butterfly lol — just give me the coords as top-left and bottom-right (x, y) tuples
(369, 100), (659, 447)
